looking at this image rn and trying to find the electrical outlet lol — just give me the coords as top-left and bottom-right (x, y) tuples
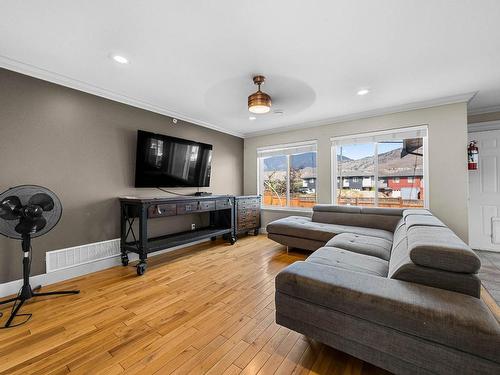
(191, 223), (196, 231)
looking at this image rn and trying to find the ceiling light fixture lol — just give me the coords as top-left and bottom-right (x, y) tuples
(248, 75), (271, 114)
(249, 116), (256, 120)
(112, 55), (129, 64)
(357, 88), (370, 96)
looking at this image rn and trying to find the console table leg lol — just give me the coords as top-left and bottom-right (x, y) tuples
(120, 204), (128, 266)
(137, 205), (148, 275)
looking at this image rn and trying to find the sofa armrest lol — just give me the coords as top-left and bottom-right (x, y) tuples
(276, 261), (500, 363)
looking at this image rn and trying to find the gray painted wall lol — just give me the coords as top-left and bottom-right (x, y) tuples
(0, 68), (243, 283)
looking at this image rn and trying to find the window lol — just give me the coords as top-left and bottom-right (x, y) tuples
(258, 141), (317, 209)
(332, 126), (427, 208)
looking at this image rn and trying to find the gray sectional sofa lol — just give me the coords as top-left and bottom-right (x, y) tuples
(268, 205), (500, 375)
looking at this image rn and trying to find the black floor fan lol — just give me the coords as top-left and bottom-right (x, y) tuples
(0, 185), (79, 328)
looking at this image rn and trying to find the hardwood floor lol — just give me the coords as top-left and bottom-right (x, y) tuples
(0, 236), (387, 374)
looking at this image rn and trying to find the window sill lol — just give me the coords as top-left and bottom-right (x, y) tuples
(261, 206), (313, 213)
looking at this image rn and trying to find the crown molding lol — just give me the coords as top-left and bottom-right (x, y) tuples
(243, 92), (477, 138)
(468, 120), (500, 133)
(0, 55), (244, 138)
(468, 104), (500, 116)
(0, 55), (480, 140)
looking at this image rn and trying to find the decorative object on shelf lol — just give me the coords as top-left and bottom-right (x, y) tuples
(235, 195), (261, 237)
(0, 185), (80, 328)
(248, 75), (272, 114)
(468, 140), (478, 170)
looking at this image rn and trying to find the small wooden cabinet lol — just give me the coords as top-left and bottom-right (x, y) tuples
(235, 195), (261, 236)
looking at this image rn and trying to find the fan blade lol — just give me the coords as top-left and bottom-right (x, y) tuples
(29, 193), (54, 211)
(0, 196), (22, 220)
(15, 216), (47, 235)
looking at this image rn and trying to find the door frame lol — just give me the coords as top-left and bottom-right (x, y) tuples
(468, 120), (500, 251)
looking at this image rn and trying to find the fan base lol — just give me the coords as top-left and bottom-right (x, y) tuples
(0, 245), (80, 328)
(0, 285), (80, 328)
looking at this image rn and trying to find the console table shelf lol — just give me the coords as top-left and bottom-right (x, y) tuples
(123, 226), (233, 253)
(119, 195), (235, 275)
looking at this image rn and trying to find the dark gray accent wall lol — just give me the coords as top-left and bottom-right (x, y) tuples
(0, 68), (243, 283)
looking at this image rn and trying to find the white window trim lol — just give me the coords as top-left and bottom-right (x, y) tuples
(330, 126), (429, 209)
(257, 140), (318, 209)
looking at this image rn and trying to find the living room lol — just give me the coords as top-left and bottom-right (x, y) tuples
(0, 1), (499, 374)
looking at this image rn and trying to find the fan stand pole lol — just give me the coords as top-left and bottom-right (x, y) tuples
(0, 234), (80, 328)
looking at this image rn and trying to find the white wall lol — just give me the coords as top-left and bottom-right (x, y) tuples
(244, 103), (469, 241)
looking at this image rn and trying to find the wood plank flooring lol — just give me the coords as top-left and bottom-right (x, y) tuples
(0, 236), (409, 374)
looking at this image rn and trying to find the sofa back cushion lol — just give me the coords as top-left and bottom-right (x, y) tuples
(388, 212), (482, 297)
(388, 239), (482, 297)
(407, 225), (481, 273)
(405, 214), (446, 229)
(312, 205), (403, 232)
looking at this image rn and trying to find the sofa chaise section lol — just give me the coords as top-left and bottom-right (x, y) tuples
(266, 205), (402, 251)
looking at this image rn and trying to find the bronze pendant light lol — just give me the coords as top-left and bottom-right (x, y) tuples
(248, 75), (272, 114)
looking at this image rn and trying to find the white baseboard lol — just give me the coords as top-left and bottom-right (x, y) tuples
(0, 238), (209, 298)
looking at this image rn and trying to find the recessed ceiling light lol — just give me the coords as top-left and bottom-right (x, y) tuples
(274, 109), (284, 116)
(112, 55), (129, 64)
(249, 116), (256, 120)
(357, 88), (370, 96)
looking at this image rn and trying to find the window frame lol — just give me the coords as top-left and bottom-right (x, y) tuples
(257, 140), (318, 210)
(330, 126), (429, 209)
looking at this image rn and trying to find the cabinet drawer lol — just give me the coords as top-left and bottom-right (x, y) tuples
(238, 202), (259, 210)
(238, 208), (258, 217)
(177, 202), (200, 215)
(148, 203), (177, 218)
(237, 199), (260, 209)
(237, 220), (258, 230)
(216, 199), (232, 210)
(238, 214), (259, 225)
(198, 200), (215, 211)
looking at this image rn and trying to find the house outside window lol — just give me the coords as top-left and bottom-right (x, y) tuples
(331, 126), (428, 208)
(258, 141), (317, 209)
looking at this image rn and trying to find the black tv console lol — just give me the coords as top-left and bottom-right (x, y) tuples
(119, 195), (235, 275)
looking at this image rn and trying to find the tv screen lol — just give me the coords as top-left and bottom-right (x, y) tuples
(135, 130), (212, 188)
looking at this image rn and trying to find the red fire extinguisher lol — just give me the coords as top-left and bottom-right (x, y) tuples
(468, 141), (478, 170)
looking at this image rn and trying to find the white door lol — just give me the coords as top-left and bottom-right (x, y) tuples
(469, 130), (500, 251)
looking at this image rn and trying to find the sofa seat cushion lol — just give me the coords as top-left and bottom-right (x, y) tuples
(307, 247), (389, 277)
(276, 261), (500, 364)
(266, 216), (393, 243)
(325, 233), (392, 261)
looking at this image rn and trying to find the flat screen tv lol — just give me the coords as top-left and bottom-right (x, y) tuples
(135, 130), (212, 188)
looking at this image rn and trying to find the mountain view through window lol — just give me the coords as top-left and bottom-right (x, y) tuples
(260, 151), (317, 208)
(336, 139), (424, 208)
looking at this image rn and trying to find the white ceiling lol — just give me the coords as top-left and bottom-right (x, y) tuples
(1, 1), (500, 137)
